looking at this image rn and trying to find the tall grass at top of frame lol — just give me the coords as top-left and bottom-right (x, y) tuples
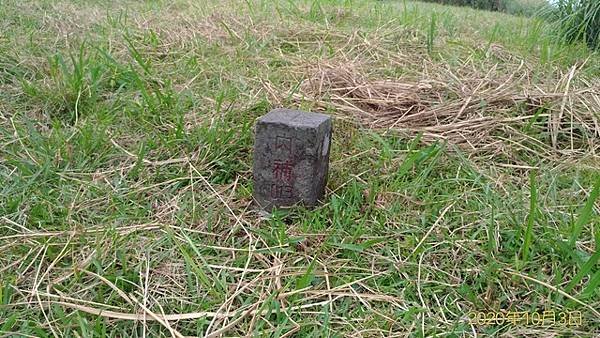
(541, 0), (600, 50)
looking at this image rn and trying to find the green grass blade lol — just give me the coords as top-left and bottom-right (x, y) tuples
(522, 170), (537, 263)
(568, 175), (600, 247)
(565, 249), (600, 293)
(578, 270), (600, 300)
(165, 229), (221, 298)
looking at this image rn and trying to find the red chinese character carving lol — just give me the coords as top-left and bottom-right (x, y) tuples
(273, 160), (294, 182)
(271, 184), (293, 199)
(276, 135), (292, 153)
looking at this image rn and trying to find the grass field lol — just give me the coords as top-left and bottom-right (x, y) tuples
(1, 0), (599, 336)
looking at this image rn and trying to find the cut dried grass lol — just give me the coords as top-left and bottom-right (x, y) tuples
(265, 55), (600, 164)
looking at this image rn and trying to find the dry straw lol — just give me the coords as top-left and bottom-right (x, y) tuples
(265, 51), (599, 164)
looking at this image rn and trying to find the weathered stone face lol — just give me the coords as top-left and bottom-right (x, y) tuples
(253, 108), (332, 210)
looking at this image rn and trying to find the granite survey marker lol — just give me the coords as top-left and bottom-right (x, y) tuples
(253, 108), (332, 210)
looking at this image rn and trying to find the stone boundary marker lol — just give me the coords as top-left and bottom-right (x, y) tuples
(253, 108), (332, 210)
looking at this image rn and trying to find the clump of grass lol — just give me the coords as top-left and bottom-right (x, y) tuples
(419, 0), (547, 15)
(504, 0), (549, 16)
(427, 12), (437, 55)
(420, 0), (506, 11)
(543, 0), (600, 50)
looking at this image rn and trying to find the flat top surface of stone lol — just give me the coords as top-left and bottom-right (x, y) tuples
(258, 108), (330, 128)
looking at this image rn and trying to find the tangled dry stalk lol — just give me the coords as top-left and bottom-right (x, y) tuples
(265, 49), (600, 164)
